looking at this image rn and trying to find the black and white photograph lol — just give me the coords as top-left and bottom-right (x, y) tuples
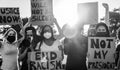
(0, 0), (119, 70)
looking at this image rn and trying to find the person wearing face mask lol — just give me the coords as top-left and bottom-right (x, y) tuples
(95, 22), (110, 37)
(24, 26), (41, 50)
(0, 28), (19, 70)
(18, 26), (41, 70)
(38, 25), (64, 69)
(40, 25), (63, 51)
(35, 17), (63, 51)
(44, 31), (52, 39)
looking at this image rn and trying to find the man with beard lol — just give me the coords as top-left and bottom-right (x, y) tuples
(0, 28), (19, 70)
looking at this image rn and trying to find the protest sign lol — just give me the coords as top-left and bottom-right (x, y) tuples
(28, 51), (64, 70)
(78, 2), (98, 24)
(0, 8), (20, 25)
(30, 0), (53, 25)
(88, 37), (116, 70)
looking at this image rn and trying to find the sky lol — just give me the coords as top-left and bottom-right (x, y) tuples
(0, 0), (119, 27)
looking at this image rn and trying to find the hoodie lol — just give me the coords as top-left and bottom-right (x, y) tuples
(0, 28), (19, 70)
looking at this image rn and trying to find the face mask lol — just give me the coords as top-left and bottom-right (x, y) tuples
(44, 32), (52, 39)
(7, 36), (15, 43)
(96, 32), (108, 37)
(27, 36), (33, 42)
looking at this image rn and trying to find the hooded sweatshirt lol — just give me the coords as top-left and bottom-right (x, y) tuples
(0, 28), (19, 70)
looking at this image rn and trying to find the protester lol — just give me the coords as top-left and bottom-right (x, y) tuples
(63, 23), (88, 70)
(95, 22), (110, 37)
(0, 28), (19, 70)
(25, 26), (41, 50)
(95, 22), (116, 69)
(40, 24), (64, 53)
(40, 25), (64, 69)
(35, 17), (63, 51)
(19, 26), (41, 70)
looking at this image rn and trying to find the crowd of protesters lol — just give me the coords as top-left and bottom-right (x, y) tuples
(0, 15), (120, 70)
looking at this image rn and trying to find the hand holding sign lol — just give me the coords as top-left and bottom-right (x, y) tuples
(30, 0), (53, 25)
(28, 51), (64, 70)
(88, 37), (116, 70)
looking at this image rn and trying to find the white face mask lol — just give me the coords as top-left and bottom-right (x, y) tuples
(30, 36), (33, 42)
(27, 36), (33, 42)
(44, 32), (52, 39)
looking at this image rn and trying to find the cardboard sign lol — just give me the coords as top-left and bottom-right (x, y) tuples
(88, 37), (116, 70)
(0, 8), (20, 25)
(30, 0), (53, 25)
(28, 51), (64, 70)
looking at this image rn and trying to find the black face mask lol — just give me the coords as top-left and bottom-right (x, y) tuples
(96, 32), (109, 37)
(7, 36), (15, 43)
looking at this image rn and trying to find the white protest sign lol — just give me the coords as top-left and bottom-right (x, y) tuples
(28, 51), (64, 70)
(88, 37), (116, 70)
(0, 8), (20, 25)
(30, 0), (53, 25)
